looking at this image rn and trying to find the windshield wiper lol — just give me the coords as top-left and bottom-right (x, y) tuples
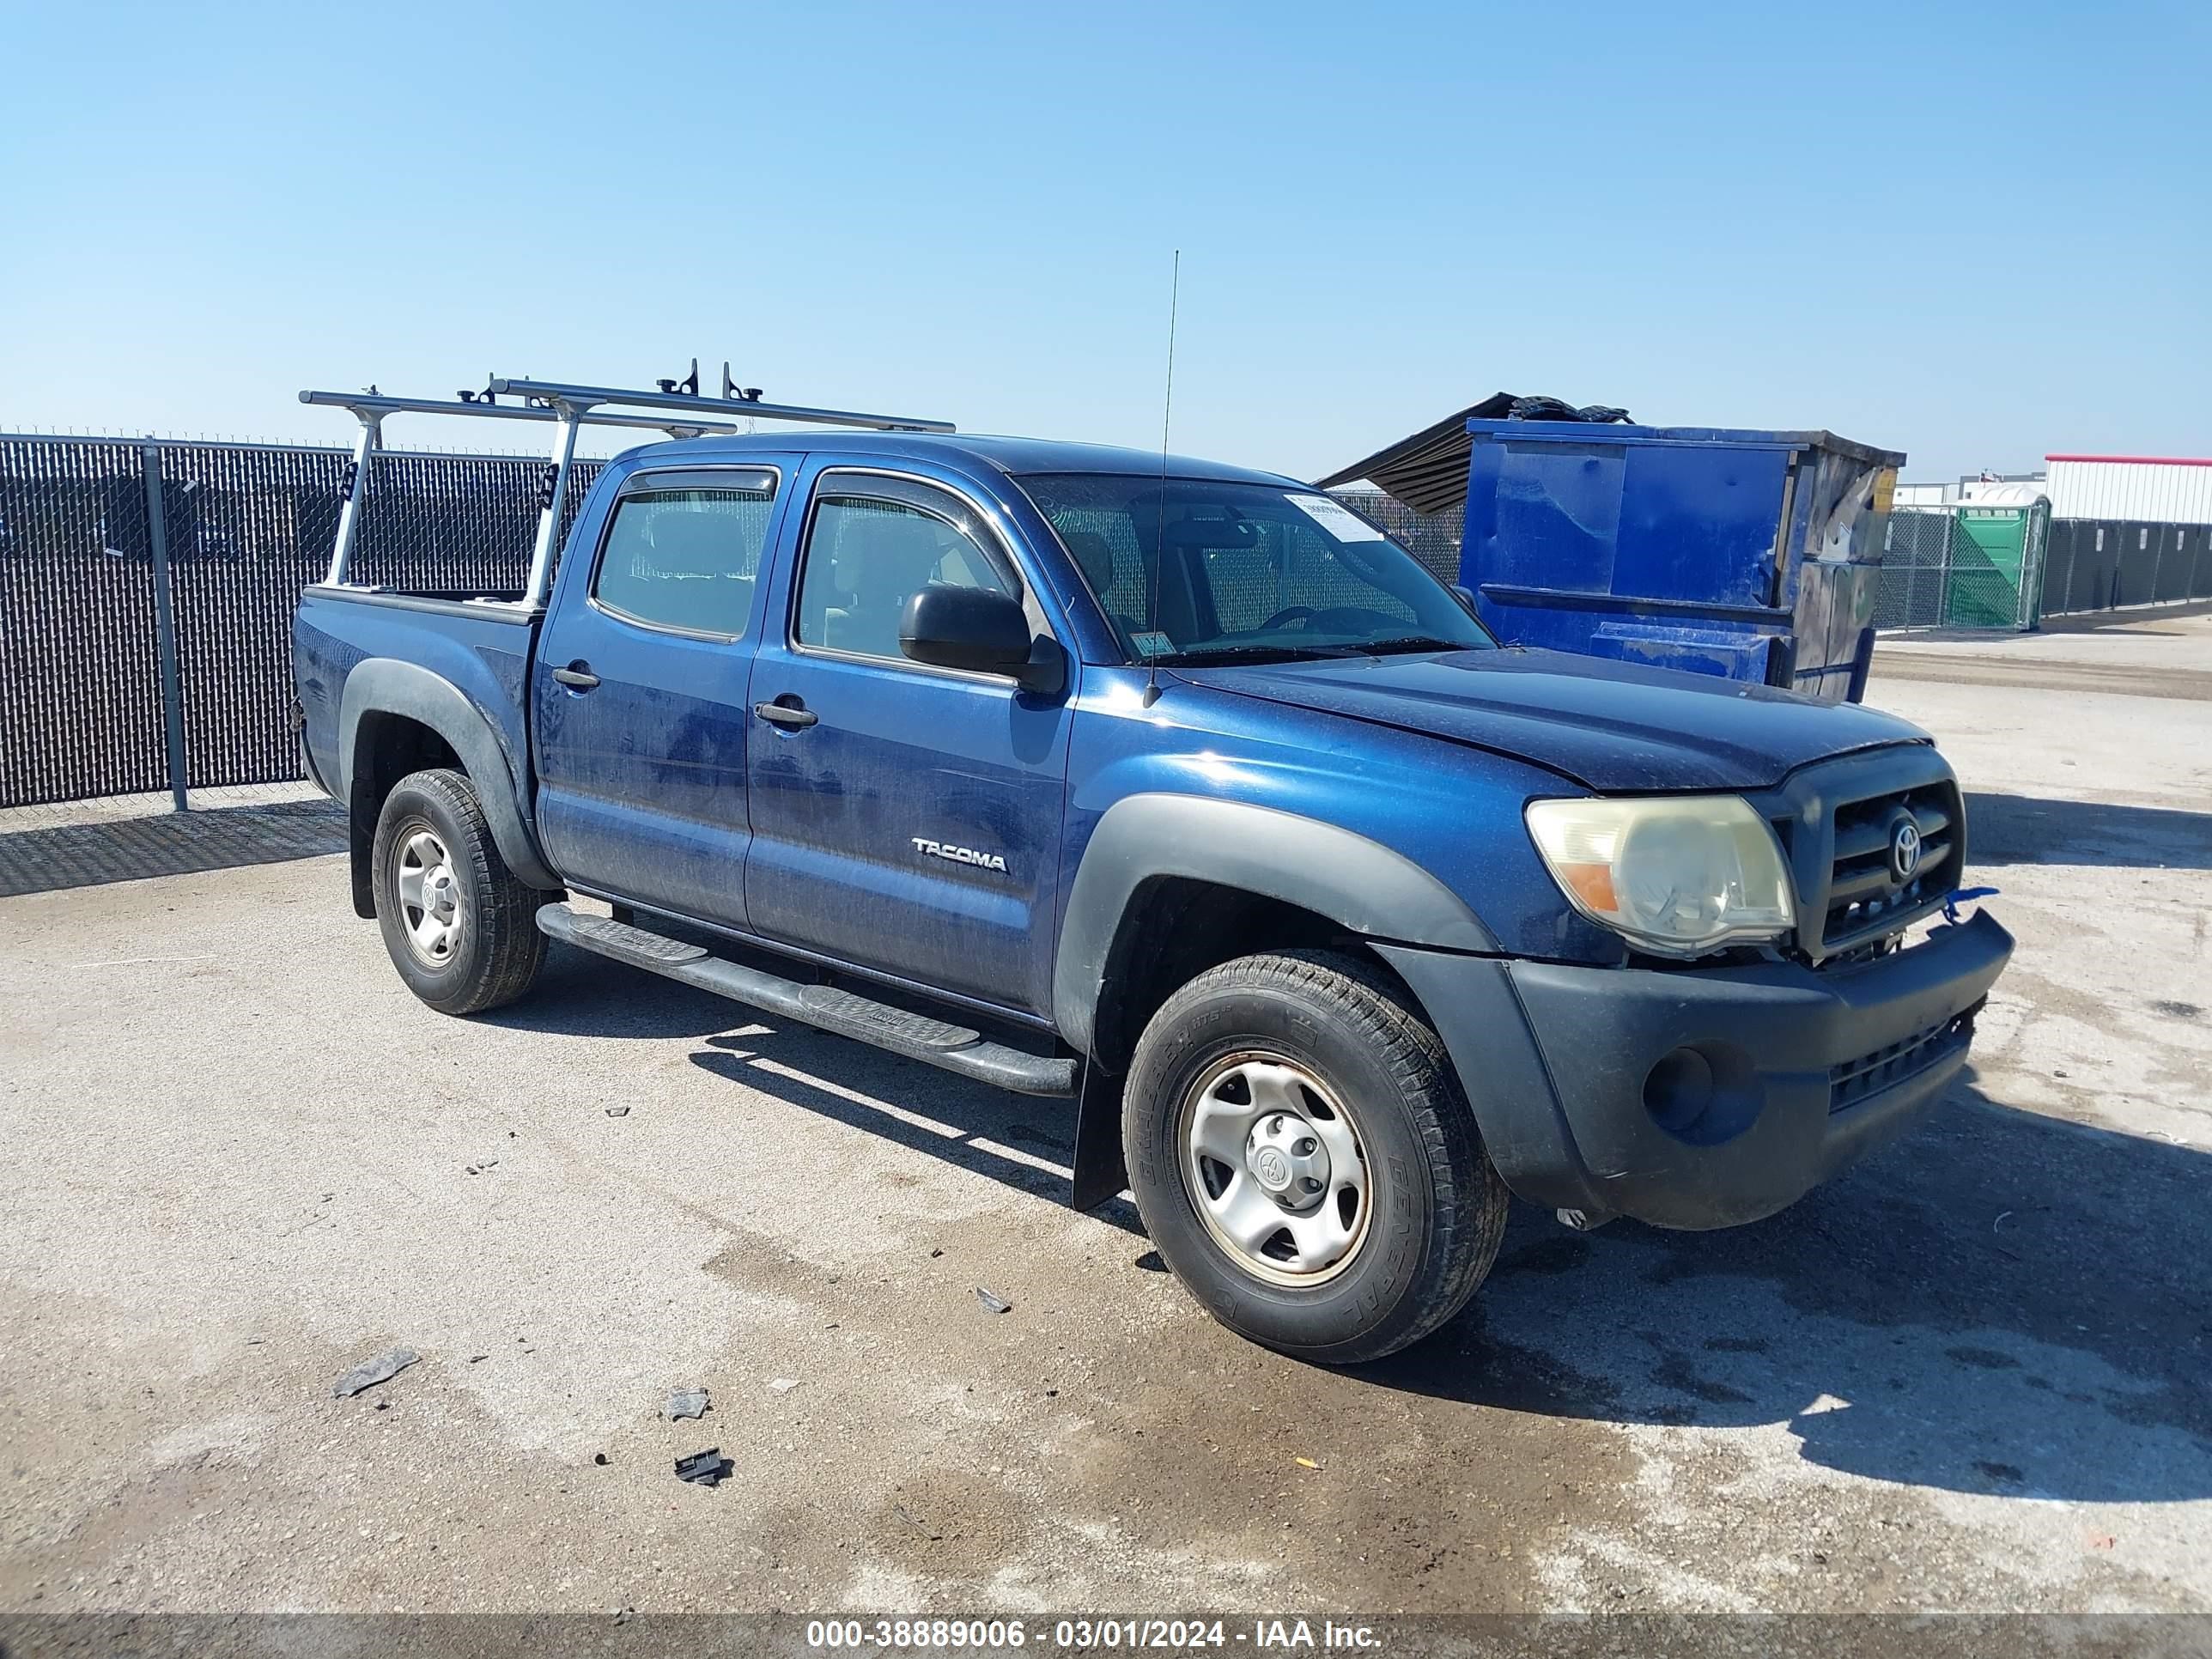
(1341, 635), (1471, 656)
(1149, 643), (1358, 666)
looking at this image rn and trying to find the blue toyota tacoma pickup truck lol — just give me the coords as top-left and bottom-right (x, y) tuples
(293, 424), (2012, 1362)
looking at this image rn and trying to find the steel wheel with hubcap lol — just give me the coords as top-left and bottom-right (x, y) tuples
(1182, 1053), (1369, 1285)
(391, 826), (465, 966)
(1124, 949), (1510, 1363)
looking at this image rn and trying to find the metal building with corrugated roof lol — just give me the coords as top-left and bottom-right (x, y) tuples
(2044, 455), (2212, 524)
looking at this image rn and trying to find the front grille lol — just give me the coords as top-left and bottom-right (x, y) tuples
(1820, 778), (1963, 952)
(1828, 1000), (1981, 1112)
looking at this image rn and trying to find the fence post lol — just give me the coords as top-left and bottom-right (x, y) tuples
(141, 440), (190, 812)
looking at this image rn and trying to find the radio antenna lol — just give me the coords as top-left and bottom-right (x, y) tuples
(1143, 249), (1181, 709)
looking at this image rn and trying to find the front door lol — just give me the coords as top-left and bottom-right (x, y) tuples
(533, 460), (793, 930)
(744, 466), (1073, 1016)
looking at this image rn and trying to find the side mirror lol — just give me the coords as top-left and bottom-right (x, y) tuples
(1451, 583), (1479, 608)
(900, 586), (1036, 679)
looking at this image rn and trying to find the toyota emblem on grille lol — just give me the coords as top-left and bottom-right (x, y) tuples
(1889, 815), (1923, 883)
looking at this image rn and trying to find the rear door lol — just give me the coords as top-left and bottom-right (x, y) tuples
(532, 459), (794, 929)
(743, 464), (1074, 1016)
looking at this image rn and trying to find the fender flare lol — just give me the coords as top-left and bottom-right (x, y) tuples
(338, 659), (562, 891)
(1052, 793), (1498, 1060)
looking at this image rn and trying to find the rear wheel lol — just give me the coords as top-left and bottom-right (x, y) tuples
(371, 768), (546, 1015)
(1123, 950), (1509, 1363)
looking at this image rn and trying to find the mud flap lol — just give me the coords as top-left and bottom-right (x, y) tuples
(1070, 1062), (1129, 1212)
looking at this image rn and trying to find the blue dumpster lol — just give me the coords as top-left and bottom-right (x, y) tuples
(1457, 420), (1905, 702)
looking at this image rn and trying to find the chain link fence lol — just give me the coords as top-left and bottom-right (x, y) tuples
(0, 435), (604, 809)
(1328, 489), (1462, 582)
(0, 438), (174, 805)
(1875, 507), (2212, 632)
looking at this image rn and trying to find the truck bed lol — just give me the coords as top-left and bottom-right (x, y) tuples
(293, 583), (541, 811)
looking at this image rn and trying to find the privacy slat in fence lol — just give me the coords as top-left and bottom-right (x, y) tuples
(347, 452), (605, 593)
(157, 442), (347, 792)
(0, 440), (172, 806)
(1, 435), (611, 808)
(1328, 490), (1462, 583)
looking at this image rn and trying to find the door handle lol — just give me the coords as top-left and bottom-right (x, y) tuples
(753, 696), (818, 730)
(551, 662), (600, 690)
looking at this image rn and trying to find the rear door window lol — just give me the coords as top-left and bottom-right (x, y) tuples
(591, 468), (779, 637)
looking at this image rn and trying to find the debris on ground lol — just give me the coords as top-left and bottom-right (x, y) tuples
(893, 1501), (944, 1540)
(605, 1106), (630, 1118)
(593, 1453), (608, 1466)
(1294, 1456), (1321, 1470)
(769, 1378), (799, 1395)
(975, 1286), (1012, 1316)
(665, 1388), (711, 1420)
(675, 1449), (732, 1486)
(333, 1347), (419, 1398)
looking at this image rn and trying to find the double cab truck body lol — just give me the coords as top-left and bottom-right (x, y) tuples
(294, 422), (2012, 1361)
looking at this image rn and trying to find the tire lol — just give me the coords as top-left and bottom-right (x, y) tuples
(370, 768), (547, 1016)
(1122, 949), (1510, 1364)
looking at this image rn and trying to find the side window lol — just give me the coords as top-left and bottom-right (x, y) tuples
(592, 471), (777, 636)
(794, 477), (1015, 663)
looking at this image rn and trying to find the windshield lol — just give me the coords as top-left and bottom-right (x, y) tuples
(1018, 473), (1494, 665)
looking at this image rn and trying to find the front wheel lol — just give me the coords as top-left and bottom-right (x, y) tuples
(1122, 950), (1509, 1363)
(370, 768), (546, 1016)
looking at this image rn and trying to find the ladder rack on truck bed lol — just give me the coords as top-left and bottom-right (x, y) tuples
(300, 367), (955, 605)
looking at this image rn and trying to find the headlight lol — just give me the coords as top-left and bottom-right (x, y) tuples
(1525, 795), (1795, 958)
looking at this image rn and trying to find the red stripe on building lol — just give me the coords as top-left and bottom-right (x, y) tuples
(2044, 454), (2212, 467)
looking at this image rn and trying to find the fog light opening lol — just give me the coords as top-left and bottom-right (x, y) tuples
(1643, 1043), (1763, 1146)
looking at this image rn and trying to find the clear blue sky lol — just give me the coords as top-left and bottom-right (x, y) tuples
(3, 1), (2204, 483)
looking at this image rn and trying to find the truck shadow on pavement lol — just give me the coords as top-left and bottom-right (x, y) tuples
(1368, 1072), (2212, 1504)
(1965, 791), (2212, 871)
(495, 942), (1143, 1231)
(480, 943), (765, 1040)
(686, 1034), (1146, 1237)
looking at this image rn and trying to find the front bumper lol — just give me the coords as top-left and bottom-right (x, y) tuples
(1377, 908), (2014, 1231)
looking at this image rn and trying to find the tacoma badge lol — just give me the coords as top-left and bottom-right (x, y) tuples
(912, 837), (1007, 873)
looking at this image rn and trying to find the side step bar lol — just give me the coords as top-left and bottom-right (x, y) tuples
(535, 904), (1079, 1098)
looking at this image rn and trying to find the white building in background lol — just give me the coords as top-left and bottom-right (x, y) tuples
(1893, 456), (2212, 523)
(1893, 471), (2048, 508)
(2044, 455), (2212, 523)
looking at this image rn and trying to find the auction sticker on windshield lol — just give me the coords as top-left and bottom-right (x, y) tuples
(1285, 493), (1386, 541)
